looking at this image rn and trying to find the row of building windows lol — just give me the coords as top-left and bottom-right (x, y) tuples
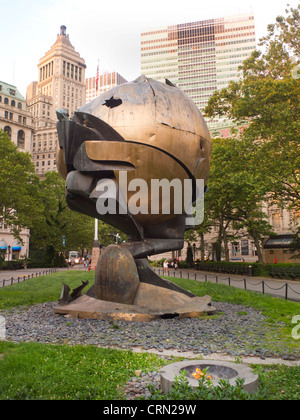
(62, 61), (83, 82)
(3, 111), (27, 125)
(0, 96), (23, 108)
(215, 29), (255, 41)
(216, 37), (256, 48)
(36, 160), (56, 167)
(39, 61), (54, 82)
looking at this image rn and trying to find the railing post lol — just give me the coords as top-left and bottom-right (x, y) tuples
(262, 281), (265, 295)
(285, 283), (288, 300)
(244, 278), (247, 290)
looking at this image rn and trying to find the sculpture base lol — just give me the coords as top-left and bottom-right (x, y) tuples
(90, 240), (100, 271)
(54, 282), (215, 322)
(55, 245), (215, 322)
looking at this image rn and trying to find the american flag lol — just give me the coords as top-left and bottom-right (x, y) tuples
(95, 63), (99, 92)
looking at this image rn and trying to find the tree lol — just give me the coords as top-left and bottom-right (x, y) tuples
(186, 243), (194, 267)
(203, 137), (273, 263)
(29, 171), (123, 263)
(205, 5), (300, 213)
(0, 130), (41, 241)
(30, 171), (95, 256)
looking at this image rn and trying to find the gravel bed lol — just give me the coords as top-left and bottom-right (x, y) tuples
(1, 301), (297, 360)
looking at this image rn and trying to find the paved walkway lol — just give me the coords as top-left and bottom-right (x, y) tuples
(153, 267), (300, 302)
(0, 267), (66, 287)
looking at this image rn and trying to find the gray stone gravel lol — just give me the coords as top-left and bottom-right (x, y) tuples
(1, 300), (298, 361)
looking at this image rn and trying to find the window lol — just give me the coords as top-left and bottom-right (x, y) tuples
(4, 126), (11, 139)
(17, 130), (25, 149)
(294, 212), (300, 227)
(11, 100), (15, 107)
(17, 102), (22, 109)
(4, 97), (8, 104)
(241, 239), (249, 256)
(272, 213), (281, 229)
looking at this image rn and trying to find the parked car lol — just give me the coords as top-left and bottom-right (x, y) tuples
(230, 257), (245, 262)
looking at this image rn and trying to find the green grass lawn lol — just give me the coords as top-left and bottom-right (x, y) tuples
(0, 270), (95, 310)
(0, 341), (166, 400)
(0, 270), (299, 400)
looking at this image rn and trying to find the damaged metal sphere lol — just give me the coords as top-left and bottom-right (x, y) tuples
(55, 76), (215, 321)
(56, 75), (211, 244)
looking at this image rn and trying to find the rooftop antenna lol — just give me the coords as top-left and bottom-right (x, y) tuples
(60, 25), (67, 36)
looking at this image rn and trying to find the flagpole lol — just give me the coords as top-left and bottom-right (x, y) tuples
(93, 58), (100, 268)
(96, 58), (100, 97)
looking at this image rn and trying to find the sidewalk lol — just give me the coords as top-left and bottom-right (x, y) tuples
(153, 267), (300, 302)
(0, 267), (66, 287)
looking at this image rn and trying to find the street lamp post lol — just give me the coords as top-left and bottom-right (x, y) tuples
(193, 243), (196, 264)
(90, 218), (100, 270)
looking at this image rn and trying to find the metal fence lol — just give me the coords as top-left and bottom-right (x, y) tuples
(0, 268), (58, 288)
(1, 266), (299, 302)
(153, 268), (300, 302)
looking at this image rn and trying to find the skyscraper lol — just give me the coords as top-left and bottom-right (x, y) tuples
(27, 25), (86, 176)
(86, 71), (127, 103)
(141, 13), (256, 135)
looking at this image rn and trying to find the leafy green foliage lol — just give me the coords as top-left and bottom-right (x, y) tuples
(0, 130), (41, 240)
(205, 5), (300, 213)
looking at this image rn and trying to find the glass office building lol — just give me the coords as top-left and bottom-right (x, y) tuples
(141, 13), (256, 114)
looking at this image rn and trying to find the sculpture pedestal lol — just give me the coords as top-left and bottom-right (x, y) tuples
(55, 245), (216, 322)
(55, 285), (215, 322)
(90, 240), (100, 271)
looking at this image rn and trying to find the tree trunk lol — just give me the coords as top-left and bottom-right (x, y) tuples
(252, 232), (265, 264)
(200, 232), (205, 261)
(216, 220), (223, 261)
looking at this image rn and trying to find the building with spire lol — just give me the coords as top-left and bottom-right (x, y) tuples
(27, 25), (86, 176)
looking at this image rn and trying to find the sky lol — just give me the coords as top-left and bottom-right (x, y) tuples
(0, 0), (298, 97)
